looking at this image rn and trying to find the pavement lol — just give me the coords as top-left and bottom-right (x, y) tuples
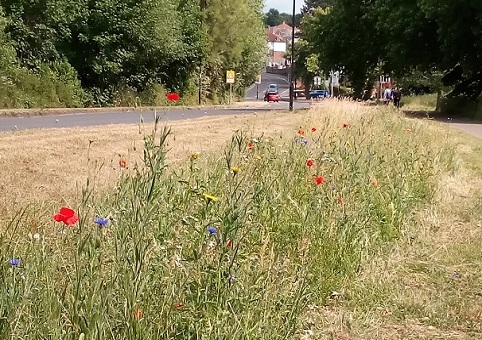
(403, 111), (482, 140)
(445, 120), (482, 139)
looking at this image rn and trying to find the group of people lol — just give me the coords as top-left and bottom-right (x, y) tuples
(383, 87), (402, 108)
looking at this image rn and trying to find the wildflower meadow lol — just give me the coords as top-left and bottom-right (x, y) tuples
(0, 105), (455, 339)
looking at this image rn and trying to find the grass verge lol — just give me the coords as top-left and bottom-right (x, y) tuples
(0, 101), (479, 339)
(401, 94), (438, 112)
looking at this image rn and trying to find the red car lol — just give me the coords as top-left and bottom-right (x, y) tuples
(264, 91), (280, 102)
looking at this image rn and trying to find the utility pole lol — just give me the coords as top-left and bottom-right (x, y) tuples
(198, 0), (207, 106)
(289, 0), (295, 112)
(330, 70), (334, 97)
(198, 66), (202, 105)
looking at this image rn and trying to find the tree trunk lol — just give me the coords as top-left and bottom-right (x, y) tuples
(436, 89), (441, 112)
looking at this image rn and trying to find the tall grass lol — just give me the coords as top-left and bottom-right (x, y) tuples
(401, 93), (438, 111)
(0, 107), (450, 339)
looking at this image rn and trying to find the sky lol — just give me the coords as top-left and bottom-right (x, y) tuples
(264, 0), (301, 14)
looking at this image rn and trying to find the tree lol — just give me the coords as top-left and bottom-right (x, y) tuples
(421, 0), (482, 100)
(308, 2), (380, 98)
(265, 8), (280, 26)
(0, 0), (266, 107)
(203, 0), (266, 101)
(264, 9), (301, 27)
(302, 0), (333, 15)
(304, 0), (482, 104)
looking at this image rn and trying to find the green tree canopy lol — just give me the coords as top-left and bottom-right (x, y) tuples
(302, 0), (482, 101)
(0, 0), (266, 107)
(264, 8), (301, 27)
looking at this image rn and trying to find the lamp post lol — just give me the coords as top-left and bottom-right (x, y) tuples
(289, 0), (296, 112)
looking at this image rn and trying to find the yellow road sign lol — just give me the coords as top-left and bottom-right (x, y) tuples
(226, 70), (235, 84)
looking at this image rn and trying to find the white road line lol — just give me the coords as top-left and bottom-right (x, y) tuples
(267, 74), (290, 84)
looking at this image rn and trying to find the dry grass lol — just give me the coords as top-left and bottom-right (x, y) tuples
(296, 129), (482, 339)
(2, 100), (482, 339)
(0, 101), (367, 216)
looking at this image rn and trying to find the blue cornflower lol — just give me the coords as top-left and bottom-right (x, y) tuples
(301, 139), (309, 146)
(294, 137), (300, 143)
(94, 217), (109, 227)
(207, 226), (218, 235)
(8, 258), (21, 267)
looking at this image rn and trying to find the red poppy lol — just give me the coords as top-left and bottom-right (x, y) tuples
(306, 159), (314, 167)
(226, 240), (233, 248)
(166, 92), (180, 102)
(372, 180), (380, 187)
(314, 176), (324, 185)
(174, 303), (184, 310)
(337, 196), (343, 204)
(53, 207), (78, 226)
(133, 309), (144, 319)
(343, 123), (348, 128)
(311, 127), (317, 132)
(247, 142), (254, 150)
(119, 159), (127, 168)
(298, 129), (305, 135)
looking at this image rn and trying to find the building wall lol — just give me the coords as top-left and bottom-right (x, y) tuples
(272, 42), (286, 52)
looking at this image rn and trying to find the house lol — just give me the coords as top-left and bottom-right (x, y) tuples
(266, 22), (300, 68)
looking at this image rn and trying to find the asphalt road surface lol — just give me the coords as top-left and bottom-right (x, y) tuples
(446, 120), (482, 139)
(245, 71), (291, 101)
(0, 71), (302, 132)
(2, 68), (481, 140)
(0, 102), (310, 132)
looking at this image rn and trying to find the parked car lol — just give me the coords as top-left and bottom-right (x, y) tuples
(264, 90), (280, 102)
(309, 89), (330, 99)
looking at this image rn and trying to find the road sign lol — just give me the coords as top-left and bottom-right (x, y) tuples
(332, 71), (340, 86)
(226, 70), (235, 84)
(255, 74), (262, 84)
(314, 76), (322, 86)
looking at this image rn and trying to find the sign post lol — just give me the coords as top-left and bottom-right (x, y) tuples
(313, 76), (322, 88)
(255, 74), (262, 100)
(226, 70), (235, 105)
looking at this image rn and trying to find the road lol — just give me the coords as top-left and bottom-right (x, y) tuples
(0, 103), (309, 132)
(2, 68), (481, 140)
(245, 71), (291, 101)
(0, 71), (301, 132)
(446, 120), (482, 139)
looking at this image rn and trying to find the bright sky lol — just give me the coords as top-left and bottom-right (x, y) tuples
(264, 0), (302, 14)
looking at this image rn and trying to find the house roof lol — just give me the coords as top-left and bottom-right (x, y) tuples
(267, 22), (301, 41)
(275, 22), (292, 31)
(267, 30), (283, 43)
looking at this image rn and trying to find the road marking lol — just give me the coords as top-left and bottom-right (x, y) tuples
(279, 89), (289, 98)
(267, 74), (290, 84)
(246, 83), (256, 92)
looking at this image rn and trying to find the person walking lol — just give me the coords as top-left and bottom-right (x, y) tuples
(392, 87), (402, 108)
(383, 87), (392, 105)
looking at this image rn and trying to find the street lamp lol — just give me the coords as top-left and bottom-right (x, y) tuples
(289, 0), (296, 112)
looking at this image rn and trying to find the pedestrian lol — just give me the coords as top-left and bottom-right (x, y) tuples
(392, 87), (402, 108)
(383, 87), (392, 105)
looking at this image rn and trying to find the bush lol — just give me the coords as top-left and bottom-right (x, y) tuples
(0, 60), (85, 109)
(441, 97), (482, 119)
